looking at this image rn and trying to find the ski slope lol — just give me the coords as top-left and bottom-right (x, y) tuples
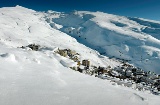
(0, 6), (160, 105)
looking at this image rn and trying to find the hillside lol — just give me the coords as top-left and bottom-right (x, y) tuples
(43, 10), (160, 73)
(0, 6), (160, 105)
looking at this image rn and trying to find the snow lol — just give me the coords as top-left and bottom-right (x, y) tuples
(0, 50), (159, 105)
(0, 6), (160, 105)
(45, 10), (160, 73)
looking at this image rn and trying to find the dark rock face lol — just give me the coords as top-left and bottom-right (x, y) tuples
(27, 44), (40, 51)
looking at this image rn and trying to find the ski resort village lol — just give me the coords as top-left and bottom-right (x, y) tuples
(0, 6), (160, 105)
(20, 44), (160, 93)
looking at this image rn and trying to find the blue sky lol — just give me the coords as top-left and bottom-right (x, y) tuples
(0, 0), (160, 20)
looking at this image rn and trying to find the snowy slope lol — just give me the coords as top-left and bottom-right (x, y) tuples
(0, 6), (160, 105)
(44, 10), (160, 73)
(0, 6), (120, 68)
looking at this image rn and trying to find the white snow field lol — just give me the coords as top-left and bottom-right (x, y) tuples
(44, 10), (160, 74)
(0, 6), (160, 105)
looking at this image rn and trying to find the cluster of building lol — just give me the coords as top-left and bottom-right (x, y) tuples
(55, 48), (80, 62)
(20, 46), (159, 94)
(94, 63), (160, 93)
(114, 63), (160, 91)
(55, 48), (160, 93)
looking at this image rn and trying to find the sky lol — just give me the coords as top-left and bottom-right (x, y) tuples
(0, 0), (160, 21)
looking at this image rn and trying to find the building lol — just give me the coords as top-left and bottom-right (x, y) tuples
(58, 49), (68, 57)
(77, 61), (81, 67)
(82, 60), (90, 67)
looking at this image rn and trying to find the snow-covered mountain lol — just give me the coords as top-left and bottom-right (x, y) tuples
(42, 10), (160, 74)
(0, 6), (160, 105)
